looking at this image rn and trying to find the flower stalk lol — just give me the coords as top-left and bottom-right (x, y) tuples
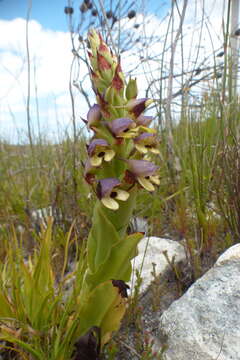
(78, 29), (160, 351)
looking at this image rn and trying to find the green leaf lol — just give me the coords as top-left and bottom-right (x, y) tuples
(0, 333), (44, 359)
(85, 232), (143, 290)
(0, 292), (15, 318)
(33, 220), (54, 292)
(87, 203), (121, 273)
(78, 281), (126, 347)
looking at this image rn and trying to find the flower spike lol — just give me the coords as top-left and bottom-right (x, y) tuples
(80, 30), (160, 350)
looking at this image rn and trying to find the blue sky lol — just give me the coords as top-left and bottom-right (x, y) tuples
(0, 0), (170, 32)
(0, 0), (70, 31)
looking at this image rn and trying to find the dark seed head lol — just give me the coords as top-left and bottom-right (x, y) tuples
(235, 28), (240, 36)
(134, 23), (140, 29)
(112, 15), (118, 24)
(217, 51), (224, 57)
(64, 6), (74, 15)
(80, 3), (88, 13)
(106, 10), (113, 19)
(128, 10), (136, 19)
(91, 9), (98, 16)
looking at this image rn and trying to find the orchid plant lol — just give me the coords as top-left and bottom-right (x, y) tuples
(77, 29), (160, 354)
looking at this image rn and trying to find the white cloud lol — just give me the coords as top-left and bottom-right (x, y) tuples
(0, 1), (238, 142)
(119, 0), (232, 109)
(0, 18), (90, 143)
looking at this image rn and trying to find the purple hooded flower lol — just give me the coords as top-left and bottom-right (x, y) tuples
(87, 138), (115, 166)
(134, 133), (160, 154)
(136, 114), (153, 127)
(126, 159), (160, 192)
(107, 118), (138, 138)
(97, 178), (129, 210)
(87, 104), (101, 127)
(126, 98), (153, 118)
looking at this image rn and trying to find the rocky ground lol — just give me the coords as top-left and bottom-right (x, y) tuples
(103, 227), (224, 360)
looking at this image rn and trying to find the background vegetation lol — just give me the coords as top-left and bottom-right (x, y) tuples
(0, 0), (239, 358)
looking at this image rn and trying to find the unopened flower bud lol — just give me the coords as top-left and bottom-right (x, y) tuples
(88, 29), (101, 54)
(125, 78), (138, 100)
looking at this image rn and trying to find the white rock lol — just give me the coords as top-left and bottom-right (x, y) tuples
(130, 237), (186, 293)
(158, 244), (240, 360)
(130, 216), (148, 234)
(216, 243), (240, 266)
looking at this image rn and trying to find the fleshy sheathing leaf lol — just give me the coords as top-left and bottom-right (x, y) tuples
(0, 332), (44, 360)
(33, 219), (54, 292)
(77, 281), (126, 348)
(18, 222), (56, 330)
(87, 203), (121, 274)
(0, 292), (15, 318)
(85, 232), (143, 291)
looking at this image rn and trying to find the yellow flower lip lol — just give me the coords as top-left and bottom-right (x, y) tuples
(88, 138), (115, 167)
(134, 133), (160, 154)
(126, 159), (160, 192)
(97, 178), (130, 210)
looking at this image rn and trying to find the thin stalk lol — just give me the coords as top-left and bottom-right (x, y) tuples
(25, 0), (34, 151)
